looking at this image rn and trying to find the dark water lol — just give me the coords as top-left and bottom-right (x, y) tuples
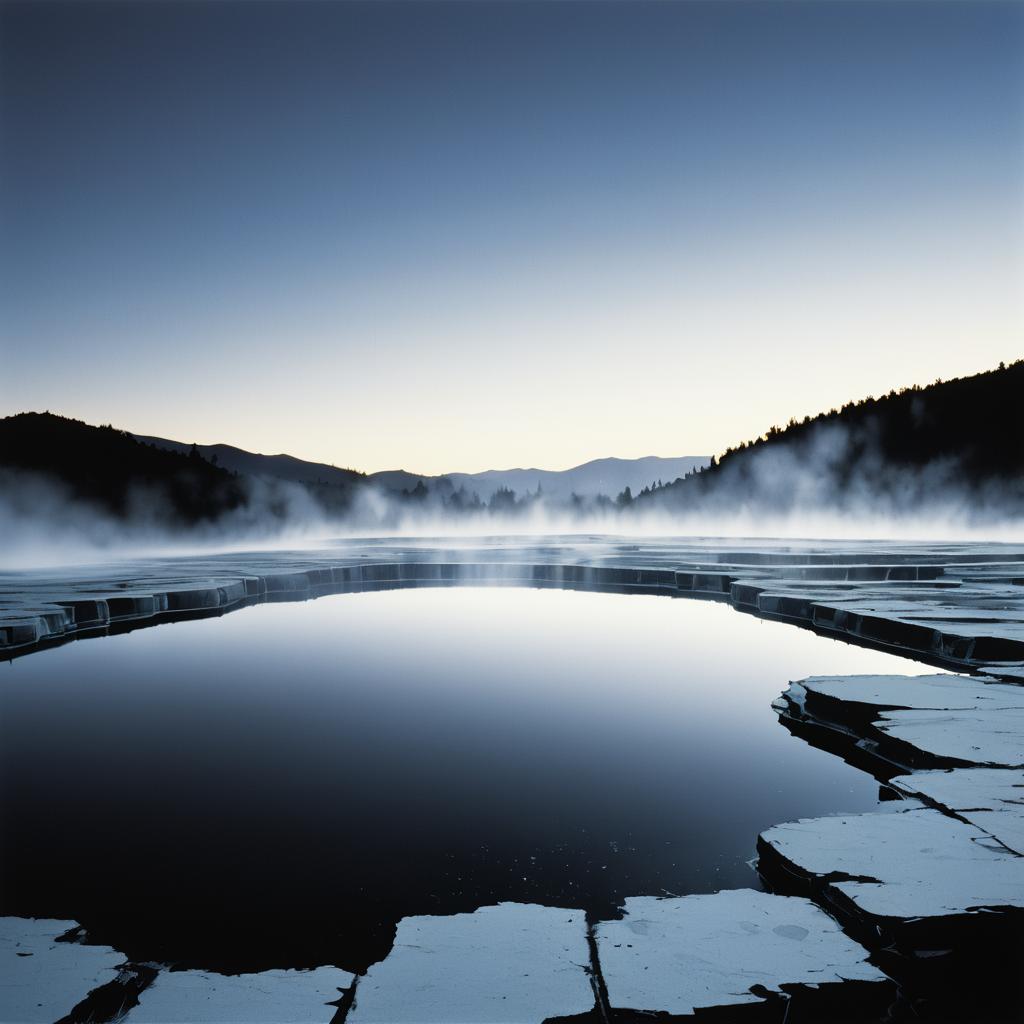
(0, 587), (922, 972)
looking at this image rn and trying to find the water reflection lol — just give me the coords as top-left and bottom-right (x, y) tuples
(0, 587), (928, 972)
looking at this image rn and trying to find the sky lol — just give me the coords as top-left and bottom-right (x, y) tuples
(1, 1), (1021, 475)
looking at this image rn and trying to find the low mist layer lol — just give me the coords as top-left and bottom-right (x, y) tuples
(2, 361), (1022, 568)
(637, 359), (1024, 524)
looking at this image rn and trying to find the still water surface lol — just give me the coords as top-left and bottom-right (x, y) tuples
(0, 587), (927, 971)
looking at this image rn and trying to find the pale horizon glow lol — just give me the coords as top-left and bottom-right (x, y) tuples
(2, 1), (1022, 476)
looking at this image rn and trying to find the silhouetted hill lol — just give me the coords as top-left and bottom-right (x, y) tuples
(139, 435), (706, 502)
(136, 435), (365, 489)
(3, 414), (708, 531)
(0, 413), (248, 525)
(8, 360), (1020, 535)
(639, 360), (1024, 516)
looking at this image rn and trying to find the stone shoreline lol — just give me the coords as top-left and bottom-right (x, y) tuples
(2, 537), (1023, 1021)
(3, 538), (1023, 679)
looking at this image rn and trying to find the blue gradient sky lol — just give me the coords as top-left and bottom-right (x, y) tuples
(2, 1), (1021, 474)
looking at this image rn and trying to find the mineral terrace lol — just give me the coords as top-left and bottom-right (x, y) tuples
(2, 537), (1022, 1022)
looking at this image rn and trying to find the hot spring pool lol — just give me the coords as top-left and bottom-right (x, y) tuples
(0, 586), (926, 972)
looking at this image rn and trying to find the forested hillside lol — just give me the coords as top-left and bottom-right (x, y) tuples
(0, 413), (248, 525)
(638, 360), (1024, 515)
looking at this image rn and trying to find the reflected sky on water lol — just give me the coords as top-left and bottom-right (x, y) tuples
(0, 587), (930, 971)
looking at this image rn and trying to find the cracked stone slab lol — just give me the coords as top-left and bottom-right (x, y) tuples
(0, 917), (126, 1023)
(778, 674), (1024, 768)
(124, 965), (355, 1023)
(595, 888), (888, 1018)
(790, 674), (1024, 715)
(876, 707), (1024, 768)
(889, 768), (1024, 855)
(346, 903), (594, 1023)
(984, 663), (1024, 683)
(759, 808), (1024, 923)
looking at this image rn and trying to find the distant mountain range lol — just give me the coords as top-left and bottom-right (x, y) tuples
(4, 359), (1021, 533)
(0, 413), (708, 531)
(136, 435), (708, 502)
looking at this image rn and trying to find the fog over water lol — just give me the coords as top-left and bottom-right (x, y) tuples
(3, 513), (1022, 572)
(2, 465), (1023, 570)
(2, 505), (1022, 571)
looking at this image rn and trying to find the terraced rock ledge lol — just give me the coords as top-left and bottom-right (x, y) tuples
(2, 538), (1023, 681)
(3, 538), (1024, 1021)
(4, 895), (894, 1023)
(763, 671), (1024, 1020)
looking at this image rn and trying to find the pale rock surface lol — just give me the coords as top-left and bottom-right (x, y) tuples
(347, 903), (594, 1024)
(0, 917), (125, 1024)
(761, 808), (1024, 921)
(596, 889), (885, 1017)
(126, 965), (355, 1023)
(889, 768), (1024, 854)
